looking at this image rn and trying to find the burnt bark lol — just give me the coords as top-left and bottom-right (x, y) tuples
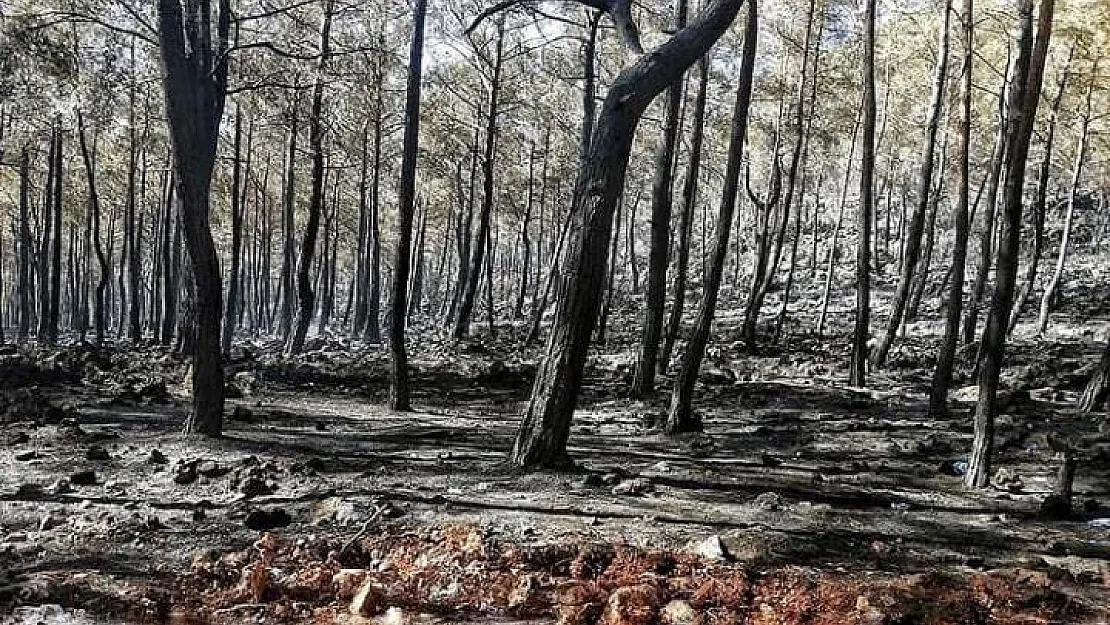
(508, 0), (747, 469)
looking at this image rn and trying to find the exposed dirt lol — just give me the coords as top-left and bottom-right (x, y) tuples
(3, 280), (1110, 623)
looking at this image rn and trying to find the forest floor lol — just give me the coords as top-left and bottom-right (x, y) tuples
(3, 271), (1110, 624)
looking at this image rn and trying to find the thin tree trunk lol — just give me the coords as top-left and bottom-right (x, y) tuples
(658, 54), (710, 374)
(390, 0), (428, 411)
(632, 0), (688, 398)
(851, 0), (877, 387)
(289, 1), (333, 355)
(509, 0), (745, 469)
(1008, 54), (1068, 333)
(966, 0), (1052, 488)
(666, 0), (757, 433)
(871, 1), (950, 366)
(77, 112), (110, 346)
(17, 147), (32, 343)
(930, 0), (974, 417)
(279, 107), (298, 342)
(454, 20), (505, 340)
(816, 103), (862, 337)
(1036, 69), (1093, 336)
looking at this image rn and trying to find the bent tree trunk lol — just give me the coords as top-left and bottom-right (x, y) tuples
(508, 0), (747, 470)
(157, 0), (230, 437)
(666, 0), (757, 433)
(871, 1), (950, 367)
(966, 0), (1052, 488)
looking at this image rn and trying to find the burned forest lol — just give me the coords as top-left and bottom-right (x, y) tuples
(1, 0), (1110, 623)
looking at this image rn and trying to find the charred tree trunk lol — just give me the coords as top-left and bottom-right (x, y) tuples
(871, 1), (950, 367)
(1036, 70), (1093, 336)
(454, 20), (505, 340)
(658, 54), (710, 375)
(1008, 56), (1067, 333)
(666, 0), (757, 433)
(77, 112), (110, 346)
(850, 0), (877, 387)
(632, 0), (688, 398)
(965, 0), (1052, 488)
(508, 0), (746, 469)
(289, 1), (333, 355)
(929, 0), (973, 417)
(390, 0), (428, 411)
(223, 109), (246, 356)
(278, 108), (298, 341)
(156, 0), (230, 437)
(17, 146), (32, 343)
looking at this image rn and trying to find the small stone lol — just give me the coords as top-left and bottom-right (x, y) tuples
(86, 446), (111, 461)
(333, 569), (369, 599)
(197, 460), (228, 478)
(239, 477), (274, 498)
(174, 461), (198, 485)
(648, 461), (672, 473)
(752, 492), (783, 510)
(69, 470), (97, 486)
(691, 535), (732, 562)
(244, 507), (292, 531)
(14, 450), (37, 461)
(376, 607), (406, 625)
(6, 432), (30, 446)
(659, 600), (699, 625)
(4, 532), (28, 542)
(50, 479), (72, 495)
(148, 449), (168, 465)
(231, 406), (254, 422)
(759, 453), (782, 467)
(349, 580), (387, 616)
(39, 513), (65, 531)
(612, 478), (653, 496)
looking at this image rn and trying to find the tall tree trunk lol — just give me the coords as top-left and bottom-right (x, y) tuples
(1008, 53), (1068, 333)
(666, 0), (757, 433)
(454, 20), (505, 340)
(77, 112), (110, 346)
(851, 0), (877, 387)
(871, 1), (950, 367)
(930, 0), (974, 417)
(366, 95), (385, 343)
(47, 123), (64, 343)
(965, 0), (1053, 488)
(289, 1), (333, 355)
(126, 39), (143, 342)
(632, 0), (688, 398)
(514, 140), (537, 319)
(223, 108), (246, 356)
(161, 169), (178, 345)
(390, 0), (428, 411)
(509, 0), (746, 469)
(962, 63), (1011, 346)
(37, 130), (55, 341)
(816, 102), (862, 337)
(1036, 70), (1093, 336)
(741, 0), (815, 346)
(279, 108), (299, 342)
(157, 0), (231, 437)
(17, 146), (32, 343)
(658, 54), (710, 375)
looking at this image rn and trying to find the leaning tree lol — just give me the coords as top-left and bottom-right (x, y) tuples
(467, 0), (750, 470)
